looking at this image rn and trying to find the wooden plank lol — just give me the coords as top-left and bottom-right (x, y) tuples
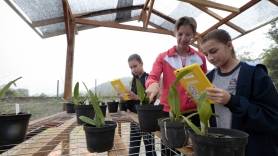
(108, 125), (129, 156)
(193, 4), (246, 34)
(75, 18), (174, 35)
(152, 9), (175, 24)
(179, 0), (239, 13)
(194, 0), (260, 42)
(143, 0), (155, 28)
(2, 118), (76, 155)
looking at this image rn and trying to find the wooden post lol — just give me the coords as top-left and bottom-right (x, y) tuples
(62, 0), (75, 102)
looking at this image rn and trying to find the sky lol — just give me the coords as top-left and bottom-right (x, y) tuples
(0, 1), (274, 96)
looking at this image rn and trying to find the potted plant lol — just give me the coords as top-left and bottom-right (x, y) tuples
(64, 100), (75, 113)
(136, 79), (163, 132)
(79, 82), (117, 153)
(107, 100), (119, 113)
(183, 92), (249, 156)
(158, 75), (190, 148)
(168, 68), (249, 155)
(0, 77), (32, 152)
(72, 82), (94, 125)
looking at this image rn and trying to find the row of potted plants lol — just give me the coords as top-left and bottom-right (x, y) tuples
(0, 76), (248, 155)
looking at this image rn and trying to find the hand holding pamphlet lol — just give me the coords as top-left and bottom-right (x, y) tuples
(174, 63), (213, 103)
(111, 79), (130, 101)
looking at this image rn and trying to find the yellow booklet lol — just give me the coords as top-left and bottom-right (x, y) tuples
(174, 63), (213, 103)
(110, 79), (130, 101)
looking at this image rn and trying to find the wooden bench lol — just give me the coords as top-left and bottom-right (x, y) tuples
(2, 111), (193, 156)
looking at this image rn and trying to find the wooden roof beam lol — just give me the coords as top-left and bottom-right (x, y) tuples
(192, 4), (246, 34)
(193, 0), (260, 42)
(178, 0), (240, 13)
(32, 4), (143, 27)
(143, 0), (155, 28)
(139, 0), (150, 27)
(152, 9), (176, 24)
(75, 18), (173, 35)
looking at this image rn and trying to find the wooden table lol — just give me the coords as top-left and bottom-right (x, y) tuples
(1, 111), (194, 156)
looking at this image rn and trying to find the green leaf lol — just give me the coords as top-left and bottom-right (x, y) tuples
(135, 79), (148, 105)
(83, 82), (104, 128)
(184, 117), (202, 135)
(79, 116), (96, 126)
(196, 92), (212, 135)
(168, 85), (181, 121)
(0, 77), (22, 98)
(72, 82), (80, 105)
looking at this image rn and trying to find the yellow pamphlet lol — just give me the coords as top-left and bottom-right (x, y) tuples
(111, 79), (130, 101)
(174, 63), (213, 103)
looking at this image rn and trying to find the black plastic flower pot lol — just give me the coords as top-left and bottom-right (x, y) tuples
(137, 105), (163, 132)
(0, 113), (31, 152)
(189, 128), (249, 156)
(75, 105), (95, 125)
(159, 118), (189, 148)
(65, 102), (75, 113)
(107, 101), (119, 113)
(83, 121), (117, 153)
(100, 104), (107, 117)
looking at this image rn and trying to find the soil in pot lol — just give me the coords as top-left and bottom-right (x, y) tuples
(0, 113), (31, 152)
(107, 101), (119, 113)
(75, 105), (95, 125)
(189, 127), (249, 156)
(83, 121), (117, 153)
(137, 104), (163, 132)
(159, 118), (189, 148)
(65, 102), (75, 113)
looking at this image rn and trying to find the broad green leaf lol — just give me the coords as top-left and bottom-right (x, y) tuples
(135, 79), (146, 104)
(197, 92), (212, 135)
(0, 77), (22, 98)
(79, 116), (96, 126)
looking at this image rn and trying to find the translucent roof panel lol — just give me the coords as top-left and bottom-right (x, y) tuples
(13, 0), (63, 21)
(5, 0), (277, 39)
(150, 14), (175, 31)
(218, 24), (241, 39)
(230, 1), (278, 30)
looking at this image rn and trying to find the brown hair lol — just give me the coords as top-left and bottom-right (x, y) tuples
(175, 16), (197, 34)
(202, 29), (236, 57)
(128, 53), (143, 64)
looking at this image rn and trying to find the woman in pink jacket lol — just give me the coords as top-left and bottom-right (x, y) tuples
(146, 16), (207, 117)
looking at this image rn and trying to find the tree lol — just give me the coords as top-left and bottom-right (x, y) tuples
(263, 21), (278, 88)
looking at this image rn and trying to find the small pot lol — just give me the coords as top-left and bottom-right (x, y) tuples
(159, 118), (189, 148)
(0, 113), (31, 152)
(65, 102), (75, 113)
(137, 104), (163, 132)
(83, 121), (117, 153)
(107, 101), (119, 113)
